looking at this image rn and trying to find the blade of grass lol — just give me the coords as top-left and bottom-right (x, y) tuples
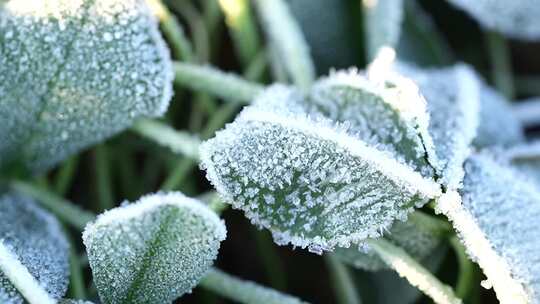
(324, 254), (362, 304)
(94, 145), (114, 211)
(450, 236), (474, 300)
(485, 31), (514, 99)
(54, 156), (79, 196)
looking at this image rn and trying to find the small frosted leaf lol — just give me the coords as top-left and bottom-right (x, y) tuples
(309, 69), (437, 179)
(334, 211), (449, 271)
(397, 63), (481, 190)
(455, 155), (540, 303)
(474, 83), (524, 149)
(200, 86), (441, 253)
(0, 192), (69, 304)
(363, 0), (404, 59)
(0, 0), (173, 173)
(83, 192), (227, 304)
(445, 0), (540, 40)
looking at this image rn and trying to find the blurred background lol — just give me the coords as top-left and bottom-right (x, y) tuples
(46, 0), (540, 303)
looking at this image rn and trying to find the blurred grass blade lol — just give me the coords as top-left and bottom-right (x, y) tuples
(254, 0), (315, 88)
(367, 238), (462, 304)
(173, 62), (264, 103)
(485, 31), (514, 99)
(324, 254), (362, 304)
(363, 0), (404, 61)
(200, 268), (307, 304)
(132, 118), (201, 160)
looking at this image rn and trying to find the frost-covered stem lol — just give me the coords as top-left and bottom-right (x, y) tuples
(173, 62), (264, 104)
(450, 236), (474, 300)
(485, 31), (514, 99)
(132, 118), (201, 159)
(54, 156), (79, 196)
(251, 229), (287, 290)
(218, 0), (261, 65)
(95, 145), (114, 211)
(146, 0), (194, 62)
(367, 238), (462, 304)
(11, 181), (95, 230)
(0, 242), (56, 304)
(513, 97), (540, 127)
(253, 0), (315, 89)
(200, 268), (307, 304)
(324, 254), (362, 304)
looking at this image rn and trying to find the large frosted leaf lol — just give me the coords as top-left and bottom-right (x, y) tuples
(474, 83), (524, 149)
(443, 155), (540, 303)
(397, 63), (480, 190)
(201, 85), (441, 253)
(445, 0), (540, 40)
(334, 211), (450, 271)
(363, 0), (404, 60)
(83, 192), (226, 304)
(0, 192), (69, 304)
(0, 0), (173, 173)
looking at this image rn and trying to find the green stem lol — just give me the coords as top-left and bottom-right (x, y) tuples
(200, 268), (307, 304)
(450, 236), (475, 300)
(485, 31), (514, 99)
(173, 62), (264, 104)
(253, 0), (315, 89)
(11, 181), (95, 230)
(67, 234), (86, 299)
(251, 228), (287, 291)
(161, 158), (196, 191)
(367, 238), (462, 304)
(94, 145), (114, 211)
(324, 254), (362, 304)
(54, 156), (79, 196)
(169, 1), (210, 63)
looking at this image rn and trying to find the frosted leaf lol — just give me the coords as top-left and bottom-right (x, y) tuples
(397, 62), (480, 190)
(447, 155), (540, 303)
(83, 192), (226, 304)
(60, 300), (95, 304)
(334, 211), (449, 271)
(309, 68), (437, 178)
(363, 0), (404, 60)
(200, 86), (441, 253)
(474, 82), (524, 148)
(0, 192), (69, 304)
(0, 0), (173, 173)
(445, 0), (540, 40)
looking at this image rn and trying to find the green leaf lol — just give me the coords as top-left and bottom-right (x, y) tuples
(397, 62), (481, 190)
(201, 84), (441, 253)
(82, 192), (226, 304)
(0, 0), (173, 173)
(439, 155), (540, 303)
(445, 0), (540, 40)
(363, 0), (404, 60)
(334, 211), (450, 271)
(0, 192), (69, 304)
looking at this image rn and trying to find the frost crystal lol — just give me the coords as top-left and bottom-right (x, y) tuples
(445, 0), (540, 40)
(0, 192), (69, 304)
(201, 85), (441, 253)
(83, 192), (227, 304)
(0, 0), (173, 173)
(397, 62), (480, 190)
(334, 211), (449, 271)
(458, 155), (540, 303)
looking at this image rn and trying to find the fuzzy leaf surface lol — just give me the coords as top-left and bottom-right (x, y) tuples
(0, 192), (69, 304)
(0, 0), (173, 173)
(83, 192), (227, 304)
(201, 85), (441, 253)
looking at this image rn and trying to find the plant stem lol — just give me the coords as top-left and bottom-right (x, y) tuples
(11, 181), (95, 230)
(169, 1), (210, 63)
(94, 145), (114, 211)
(253, 0), (315, 89)
(485, 31), (514, 99)
(200, 268), (307, 304)
(324, 254), (362, 304)
(67, 234), (86, 299)
(173, 62), (264, 104)
(251, 228), (287, 291)
(0, 242), (56, 304)
(367, 238), (462, 304)
(54, 156), (78, 196)
(450, 236), (474, 300)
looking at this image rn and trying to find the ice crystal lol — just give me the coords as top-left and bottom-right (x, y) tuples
(82, 192), (226, 304)
(446, 0), (540, 40)
(0, 192), (69, 304)
(0, 0), (173, 173)
(201, 85), (441, 253)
